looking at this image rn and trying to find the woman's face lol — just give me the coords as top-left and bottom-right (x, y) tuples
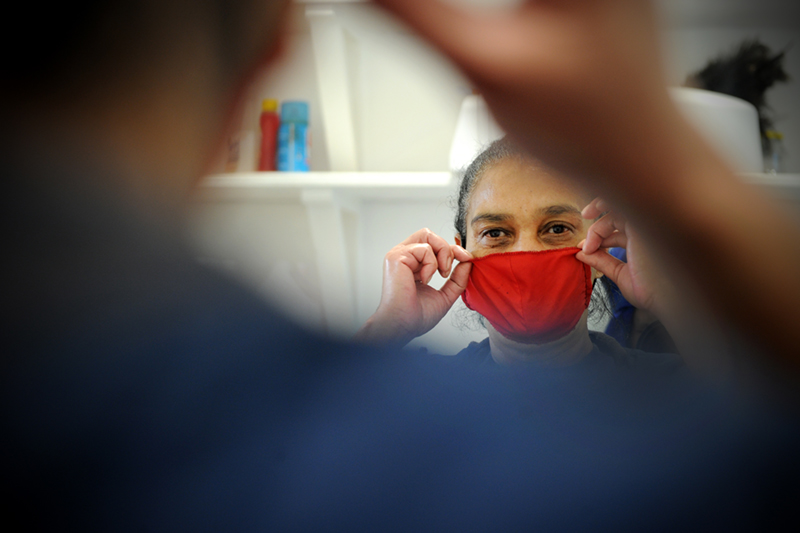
(457, 158), (592, 258)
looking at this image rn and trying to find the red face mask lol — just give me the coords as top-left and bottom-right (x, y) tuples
(461, 247), (593, 344)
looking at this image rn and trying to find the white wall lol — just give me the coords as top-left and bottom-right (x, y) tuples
(241, 3), (468, 173)
(188, 196), (328, 331)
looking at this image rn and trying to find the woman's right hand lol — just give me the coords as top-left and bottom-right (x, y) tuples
(355, 228), (473, 347)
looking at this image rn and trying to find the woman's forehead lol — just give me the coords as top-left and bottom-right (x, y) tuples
(469, 159), (588, 215)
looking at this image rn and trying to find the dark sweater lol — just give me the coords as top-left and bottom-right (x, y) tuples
(3, 160), (799, 531)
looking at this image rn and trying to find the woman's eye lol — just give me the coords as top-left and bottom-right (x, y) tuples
(480, 228), (510, 243)
(545, 224), (571, 235)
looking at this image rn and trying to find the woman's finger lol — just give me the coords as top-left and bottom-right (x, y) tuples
(438, 261), (472, 306)
(581, 197), (606, 220)
(402, 243), (439, 285)
(579, 231), (627, 252)
(598, 230), (627, 250)
(451, 244), (473, 263)
(387, 243), (436, 284)
(584, 213), (623, 254)
(576, 248), (626, 286)
(402, 228), (456, 277)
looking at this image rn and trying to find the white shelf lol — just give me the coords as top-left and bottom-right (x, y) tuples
(742, 173), (800, 186)
(202, 171), (800, 194)
(200, 171), (455, 200)
(204, 171), (451, 187)
(743, 173), (800, 200)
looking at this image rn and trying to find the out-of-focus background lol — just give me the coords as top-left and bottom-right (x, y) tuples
(189, 0), (800, 354)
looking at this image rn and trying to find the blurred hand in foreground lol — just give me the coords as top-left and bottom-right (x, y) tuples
(373, 0), (676, 187)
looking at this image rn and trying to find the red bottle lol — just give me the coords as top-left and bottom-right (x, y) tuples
(258, 99), (280, 171)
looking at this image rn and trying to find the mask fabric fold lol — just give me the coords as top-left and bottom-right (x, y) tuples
(461, 247), (592, 344)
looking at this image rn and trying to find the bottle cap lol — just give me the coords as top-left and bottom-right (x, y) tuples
(280, 101), (309, 123)
(262, 99), (278, 112)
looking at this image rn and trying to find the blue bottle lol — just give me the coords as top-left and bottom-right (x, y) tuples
(277, 101), (310, 171)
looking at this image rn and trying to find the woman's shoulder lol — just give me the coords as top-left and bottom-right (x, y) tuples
(452, 338), (494, 365)
(402, 339), (502, 375)
(589, 331), (685, 373)
(404, 338), (494, 366)
(411, 333), (684, 372)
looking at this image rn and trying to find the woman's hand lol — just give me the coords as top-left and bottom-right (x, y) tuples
(355, 228), (473, 347)
(578, 198), (727, 370)
(577, 198), (669, 317)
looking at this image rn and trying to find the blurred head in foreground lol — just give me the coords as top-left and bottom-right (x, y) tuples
(2, 1), (292, 199)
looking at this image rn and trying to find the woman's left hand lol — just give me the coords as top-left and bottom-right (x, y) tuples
(577, 198), (666, 317)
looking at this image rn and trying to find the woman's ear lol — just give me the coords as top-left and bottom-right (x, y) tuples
(455, 235), (463, 247)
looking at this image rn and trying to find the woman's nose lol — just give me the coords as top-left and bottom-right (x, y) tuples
(512, 232), (546, 252)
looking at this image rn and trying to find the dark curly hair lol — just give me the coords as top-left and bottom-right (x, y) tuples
(454, 137), (530, 247)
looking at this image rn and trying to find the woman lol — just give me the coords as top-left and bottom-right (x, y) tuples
(356, 138), (678, 367)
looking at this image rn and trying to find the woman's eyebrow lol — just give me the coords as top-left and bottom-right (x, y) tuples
(470, 213), (511, 226)
(540, 204), (582, 217)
